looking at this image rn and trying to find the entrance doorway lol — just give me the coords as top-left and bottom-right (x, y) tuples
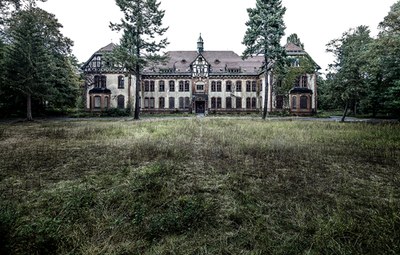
(195, 101), (205, 113)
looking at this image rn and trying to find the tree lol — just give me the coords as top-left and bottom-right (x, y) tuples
(4, 6), (79, 120)
(287, 33), (304, 49)
(110, 0), (168, 119)
(242, 0), (286, 119)
(326, 26), (373, 122)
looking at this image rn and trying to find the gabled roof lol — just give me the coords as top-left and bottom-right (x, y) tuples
(97, 43), (116, 53)
(284, 43), (304, 53)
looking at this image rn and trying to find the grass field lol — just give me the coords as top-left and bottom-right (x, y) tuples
(0, 118), (399, 254)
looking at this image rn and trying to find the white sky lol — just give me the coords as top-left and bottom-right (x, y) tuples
(39, 0), (397, 73)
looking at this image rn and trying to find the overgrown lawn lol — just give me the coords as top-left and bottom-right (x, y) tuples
(0, 118), (399, 254)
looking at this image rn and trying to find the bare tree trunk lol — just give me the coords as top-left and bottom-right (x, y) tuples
(27, 93), (33, 121)
(134, 66), (140, 120)
(341, 100), (349, 122)
(262, 56), (269, 120)
(128, 74), (133, 116)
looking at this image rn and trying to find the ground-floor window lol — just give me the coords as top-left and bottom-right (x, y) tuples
(94, 96), (101, 108)
(104, 97), (109, 109)
(185, 97), (190, 109)
(150, 97), (155, 108)
(118, 95), (125, 109)
(292, 96), (297, 109)
(300, 95), (308, 109)
(159, 97), (165, 108)
(236, 97), (242, 108)
(169, 97), (175, 109)
(226, 97), (232, 109)
(276, 95), (283, 109)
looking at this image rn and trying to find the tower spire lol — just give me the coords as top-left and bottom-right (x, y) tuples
(197, 33), (204, 53)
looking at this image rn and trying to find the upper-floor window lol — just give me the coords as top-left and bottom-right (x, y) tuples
(179, 81), (184, 92)
(150, 81), (155, 92)
(301, 75), (308, 88)
(144, 81), (150, 92)
(211, 81), (216, 92)
(252, 81), (257, 92)
(169, 80), (175, 92)
(159, 80), (165, 92)
(118, 76), (124, 89)
(94, 75), (107, 88)
(185, 81), (190, 92)
(226, 81), (232, 92)
(246, 81), (251, 92)
(216, 81), (222, 92)
(236, 81), (242, 92)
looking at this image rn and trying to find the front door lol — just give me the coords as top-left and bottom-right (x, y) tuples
(195, 101), (205, 113)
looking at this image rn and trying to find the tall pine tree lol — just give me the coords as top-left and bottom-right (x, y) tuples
(110, 0), (168, 119)
(242, 0), (286, 119)
(4, 6), (79, 120)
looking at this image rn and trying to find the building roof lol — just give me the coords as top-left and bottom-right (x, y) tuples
(97, 43), (116, 53)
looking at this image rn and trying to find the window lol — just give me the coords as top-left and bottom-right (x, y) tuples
(217, 81), (222, 92)
(179, 81), (184, 92)
(292, 96), (297, 109)
(169, 97), (175, 109)
(179, 97), (184, 109)
(259, 80), (263, 91)
(301, 75), (308, 88)
(246, 81), (251, 92)
(169, 81), (175, 92)
(144, 81), (150, 92)
(217, 97), (222, 108)
(159, 97), (165, 108)
(150, 81), (155, 92)
(101, 76), (106, 88)
(144, 97), (149, 108)
(185, 97), (190, 109)
(300, 95), (308, 109)
(94, 96), (101, 108)
(94, 76), (101, 88)
(211, 81), (216, 92)
(246, 97), (251, 108)
(159, 80), (165, 92)
(236, 97), (242, 108)
(211, 97), (216, 108)
(196, 84), (204, 91)
(185, 81), (190, 92)
(226, 81), (232, 92)
(117, 95), (125, 109)
(118, 76), (124, 89)
(226, 97), (232, 109)
(276, 95), (283, 109)
(236, 81), (242, 92)
(252, 81), (257, 92)
(251, 97), (256, 108)
(104, 97), (109, 109)
(150, 97), (155, 108)
(294, 76), (301, 87)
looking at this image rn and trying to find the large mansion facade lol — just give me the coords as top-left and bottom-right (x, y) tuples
(82, 36), (319, 115)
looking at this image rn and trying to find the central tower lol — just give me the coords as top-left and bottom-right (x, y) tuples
(197, 33), (204, 53)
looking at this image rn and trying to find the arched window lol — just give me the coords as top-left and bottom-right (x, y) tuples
(117, 95), (125, 109)
(104, 97), (109, 109)
(150, 81), (155, 91)
(179, 97), (184, 109)
(94, 96), (101, 108)
(185, 97), (190, 109)
(169, 81), (175, 92)
(292, 96), (297, 109)
(252, 81), (257, 92)
(169, 97), (175, 109)
(184, 81), (190, 92)
(217, 97), (222, 108)
(226, 97), (232, 109)
(300, 95), (308, 109)
(236, 97), (242, 108)
(159, 80), (165, 92)
(226, 81), (232, 92)
(159, 97), (165, 108)
(251, 97), (257, 108)
(144, 81), (150, 92)
(118, 76), (124, 89)
(246, 81), (251, 92)
(211, 97), (216, 108)
(150, 97), (155, 108)
(179, 81), (184, 92)
(246, 97), (251, 108)
(211, 81), (216, 92)
(236, 81), (242, 92)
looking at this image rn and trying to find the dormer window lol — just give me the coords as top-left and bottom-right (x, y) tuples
(181, 59), (187, 64)
(214, 59), (220, 64)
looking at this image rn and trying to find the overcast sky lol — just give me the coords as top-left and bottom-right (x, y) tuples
(39, 0), (397, 73)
